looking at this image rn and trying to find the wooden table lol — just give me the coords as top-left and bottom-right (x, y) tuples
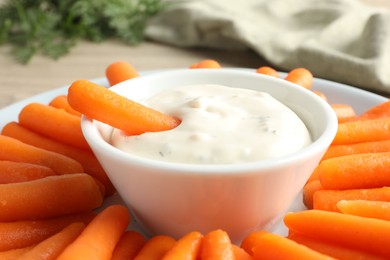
(0, 0), (389, 109)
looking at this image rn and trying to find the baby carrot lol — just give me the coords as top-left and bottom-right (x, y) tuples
(57, 205), (130, 260)
(162, 231), (203, 260)
(49, 95), (82, 117)
(0, 211), (95, 251)
(330, 104), (356, 123)
(251, 231), (334, 260)
(0, 173), (103, 221)
(303, 180), (324, 209)
(189, 59), (221, 69)
(200, 229), (234, 260)
(0, 135), (84, 175)
(0, 160), (56, 184)
(105, 61), (140, 86)
(133, 235), (176, 260)
(67, 79), (181, 135)
(232, 244), (253, 260)
(322, 140), (390, 161)
(336, 200), (390, 221)
(317, 152), (390, 190)
(17, 222), (86, 260)
(288, 231), (386, 260)
(313, 187), (390, 212)
(332, 117), (390, 145)
(351, 100), (390, 121)
(112, 231), (146, 260)
(284, 68), (313, 89)
(284, 209), (390, 258)
(256, 66), (280, 77)
(18, 103), (90, 150)
(241, 230), (266, 256)
(2, 122), (115, 196)
(0, 245), (35, 259)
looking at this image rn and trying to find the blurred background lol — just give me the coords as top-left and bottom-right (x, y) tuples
(0, 0), (389, 109)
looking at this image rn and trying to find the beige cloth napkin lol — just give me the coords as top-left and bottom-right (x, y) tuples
(146, 0), (390, 95)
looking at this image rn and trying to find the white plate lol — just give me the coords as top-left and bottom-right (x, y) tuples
(0, 69), (387, 237)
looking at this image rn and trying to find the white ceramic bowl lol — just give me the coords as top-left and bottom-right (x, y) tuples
(81, 69), (338, 243)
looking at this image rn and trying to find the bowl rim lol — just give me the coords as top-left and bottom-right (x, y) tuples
(81, 69), (338, 176)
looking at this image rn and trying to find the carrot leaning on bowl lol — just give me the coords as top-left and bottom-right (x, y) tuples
(284, 68), (313, 89)
(313, 187), (390, 212)
(0, 135), (84, 175)
(111, 231), (146, 260)
(162, 231), (203, 260)
(288, 232), (387, 260)
(336, 200), (390, 221)
(67, 79), (181, 135)
(57, 205), (130, 260)
(0, 173), (103, 222)
(49, 95), (82, 117)
(189, 59), (222, 69)
(251, 231), (335, 260)
(256, 66), (280, 77)
(17, 222), (86, 260)
(2, 122), (115, 196)
(316, 152), (390, 190)
(284, 210), (390, 258)
(18, 103), (91, 151)
(133, 235), (176, 260)
(0, 160), (56, 184)
(105, 61), (140, 86)
(0, 211), (96, 251)
(332, 117), (390, 145)
(200, 229), (235, 260)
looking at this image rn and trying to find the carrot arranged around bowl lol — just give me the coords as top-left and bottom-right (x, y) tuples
(256, 66), (280, 77)
(0, 173), (103, 222)
(284, 210), (390, 258)
(336, 200), (390, 221)
(284, 68), (313, 89)
(17, 222), (86, 260)
(57, 205), (130, 260)
(0, 211), (96, 251)
(1, 121), (116, 196)
(189, 59), (221, 69)
(67, 79), (181, 135)
(105, 61), (139, 86)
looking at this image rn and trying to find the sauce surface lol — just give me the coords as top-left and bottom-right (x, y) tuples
(110, 84), (312, 164)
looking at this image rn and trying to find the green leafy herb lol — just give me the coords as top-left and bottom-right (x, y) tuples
(0, 0), (167, 64)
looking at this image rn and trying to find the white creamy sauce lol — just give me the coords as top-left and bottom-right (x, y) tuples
(110, 84), (312, 164)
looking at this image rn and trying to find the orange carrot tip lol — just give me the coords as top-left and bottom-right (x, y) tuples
(201, 229), (234, 260)
(67, 79), (181, 135)
(162, 231), (203, 260)
(255, 66), (280, 77)
(105, 61), (139, 86)
(190, 59), (221, 69)
(284, 68), (313, 89)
